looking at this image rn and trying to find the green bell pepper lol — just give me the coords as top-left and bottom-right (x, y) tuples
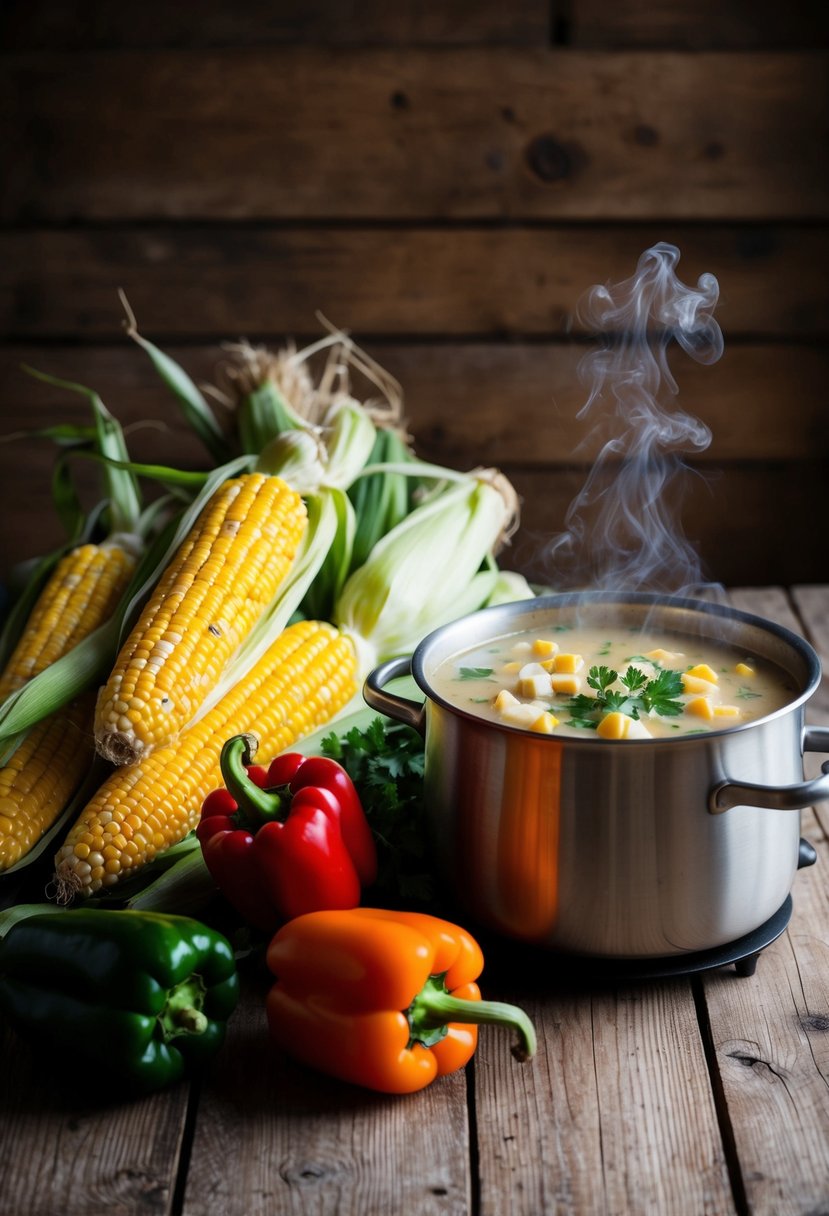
(0, 907), (239, 1095)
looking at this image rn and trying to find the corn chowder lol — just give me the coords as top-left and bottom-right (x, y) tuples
(431, 625), (796, 740)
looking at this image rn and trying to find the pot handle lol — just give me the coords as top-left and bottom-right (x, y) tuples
(709, 725), (829, 814)
(363, 657), (426, 737)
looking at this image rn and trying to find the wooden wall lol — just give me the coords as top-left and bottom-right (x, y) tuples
(1, 1), (828, 586)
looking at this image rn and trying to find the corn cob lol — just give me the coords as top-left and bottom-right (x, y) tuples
(0, 539), (138, 701)
(0, 692), (96, 872)
(94, 472), (307, 767)
(56, 619), (357, 898)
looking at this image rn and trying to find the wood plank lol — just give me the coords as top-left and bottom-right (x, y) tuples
(0, 1020), (190, 1216)
(0, 0), (549, 49)
(2, 342), (827, 467)
(570, 0), (829, 49)
(473, 979), (734, 1214)
(1, 344), (827, 585)
(3, 226), (828, 338)
(699, 819), (829, 1215)
(508, 464), (829, 591)
(3, 51), (827, 221)
(183, 975), (471, 1216)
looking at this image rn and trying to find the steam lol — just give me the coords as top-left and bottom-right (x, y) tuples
(544, 242), (724, 599)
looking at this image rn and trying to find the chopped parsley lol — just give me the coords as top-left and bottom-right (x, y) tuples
(322, 717), (433, 906)
(457, 665), (494, 680)
(566, 664), (685, 729)
(736, 686), (762, 701)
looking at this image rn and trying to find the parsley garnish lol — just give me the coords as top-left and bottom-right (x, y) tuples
(565, 664), (685, 728)
(321, 718), (434, 907)
(736, 686), (762, 701)
(457, 666), (494, 680)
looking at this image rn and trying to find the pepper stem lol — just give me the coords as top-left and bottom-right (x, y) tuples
(220, 734), (287, 828)
(407, 973), (537, 1063)
(159, 975), (209, 1040)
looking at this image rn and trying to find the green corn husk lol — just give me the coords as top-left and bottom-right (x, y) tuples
(335, 467), (521, 668)
(348, 426), (416, 573)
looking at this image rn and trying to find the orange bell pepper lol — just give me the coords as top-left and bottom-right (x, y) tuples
(265, 907), (536, 1094)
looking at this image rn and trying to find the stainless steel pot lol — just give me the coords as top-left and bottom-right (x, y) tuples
(364, 592), (829, 958)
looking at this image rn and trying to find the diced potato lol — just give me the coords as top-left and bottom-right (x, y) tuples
(512, 641), (532, 654)
(500, 701), (550, 729)
(550, 673), (582, 695)
(681, 673), (718, 696)
(532, 639), (558, 657)
(645, 648), (685, 665)
(530, 711), (559, 733)
(597, 711), (651, 739)
(713, 705), (740, 719)
(687, 663), (718, 684)
(553, 653), (584, 674)
(735, 662), (755, 677)
(519, 674), (552, 698)
(494, 689), (519, 711)
(686, 696), (714, 720)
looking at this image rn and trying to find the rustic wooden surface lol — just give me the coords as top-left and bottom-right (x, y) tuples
(0, 584), (827, 1216)
(2, 2), (827, 588)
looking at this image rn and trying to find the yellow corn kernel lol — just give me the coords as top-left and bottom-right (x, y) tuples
(550, 673), (581, 695)
(532, 639), (558, 658)
(597, 712), (628, 739)
(55, 620), (357, 899)
(539, 658), (558, 672)
(502, 661), (521, 674)
(530, 711), (558, 734)
(682, 673), (718, 696)
(687, 696), (714, 720)
(597, 711), (651, 740)
(644, 648), (684, 665)
(494, 689), (519, 711)
(735, 662), (755, 677)
(0, 540), (137, 701)
(95, 473), (306, 766)
(553, 653), (584, 674)
(687, 664), (718, 684)
(0, 693), (96, 872)
(714, 705), (740, 719)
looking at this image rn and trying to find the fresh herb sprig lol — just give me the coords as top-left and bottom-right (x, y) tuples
(566, 664), (684, 730)
(321, 717), (435, 907)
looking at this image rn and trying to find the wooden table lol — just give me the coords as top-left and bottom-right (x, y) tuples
(2, 586), (828, 1216)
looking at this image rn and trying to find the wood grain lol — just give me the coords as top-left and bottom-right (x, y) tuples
(3, 51), (827, 222)
(183, 978), (471, 1216)
(570, 0), (829, 49)
(473, 982), (734, 1214)
(3, 226), (828, 339)
(699, 827), (829, 1216)
(3, 341), (826, 466)
(0, 0), (550, 49)
(0, 1022), (190, 1216)
(1, 344), (826, 583)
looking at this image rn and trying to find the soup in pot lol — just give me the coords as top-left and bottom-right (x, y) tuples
(431, 624), (796, 740)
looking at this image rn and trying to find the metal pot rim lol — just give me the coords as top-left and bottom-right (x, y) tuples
(408, 590), (821, 745)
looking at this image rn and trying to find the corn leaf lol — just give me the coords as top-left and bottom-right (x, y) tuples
(336, 472), (516, 664)
(125, 327), (229, 465)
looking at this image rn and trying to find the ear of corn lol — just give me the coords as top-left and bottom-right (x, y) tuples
(56, 619), (357, 898)
(94, 473), (307, 766)
(0, 539), (139, 702)
(0, 692), (97, 872)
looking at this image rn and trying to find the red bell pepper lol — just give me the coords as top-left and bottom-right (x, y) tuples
(196, 735), (377, 933)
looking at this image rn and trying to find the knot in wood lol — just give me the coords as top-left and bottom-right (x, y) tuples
(525, 135), (575, 183)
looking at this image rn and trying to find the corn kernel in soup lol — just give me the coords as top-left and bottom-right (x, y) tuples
(432, 625), (795, 739)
